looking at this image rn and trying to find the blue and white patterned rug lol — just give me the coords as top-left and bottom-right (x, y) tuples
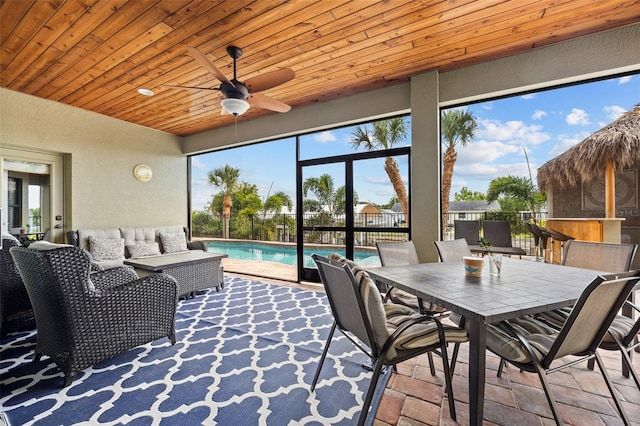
(0, 276), (388, 425)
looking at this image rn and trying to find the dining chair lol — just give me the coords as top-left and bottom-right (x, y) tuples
(375, 241), (447, 375)
(312, 254), (466, 425)
(433, 238), (472, 262)
(432, 238), (472, 373)
(487, 271), (640, 425)
(539, 240), (639, 384)
(375, 241), (439, 314)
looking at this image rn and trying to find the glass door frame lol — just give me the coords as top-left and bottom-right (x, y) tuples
(296, 145), (411, 281)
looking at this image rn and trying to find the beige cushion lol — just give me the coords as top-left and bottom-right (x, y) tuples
(126, 241), (161, 258)
(159, 232), (188, 254)
(88, 236), (125, 261)
(28, 241), (73, 251)
(77, 228), (121, 251)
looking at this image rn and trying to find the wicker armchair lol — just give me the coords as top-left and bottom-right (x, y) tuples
(1, 235), (35, 338)
(10, 244), (179, 387)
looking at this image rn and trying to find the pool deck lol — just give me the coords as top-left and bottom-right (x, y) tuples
(222, 258), (299, 282)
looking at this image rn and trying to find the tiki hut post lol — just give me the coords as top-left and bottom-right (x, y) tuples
(605, 160), (615, 218)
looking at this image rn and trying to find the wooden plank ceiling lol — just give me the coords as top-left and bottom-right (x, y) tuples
(1, 0), (638, 137)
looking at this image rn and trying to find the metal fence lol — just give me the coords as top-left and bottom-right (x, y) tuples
(193, 211), (546, 256)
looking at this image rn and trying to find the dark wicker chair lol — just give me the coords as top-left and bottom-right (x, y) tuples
(1, 235), (35, 338)
(481, 220), (526, 258)
(10, 244), (179, 387)
(453, 220), (482, 253)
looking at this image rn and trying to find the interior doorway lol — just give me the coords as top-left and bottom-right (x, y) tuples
(1, 147), (65, 243)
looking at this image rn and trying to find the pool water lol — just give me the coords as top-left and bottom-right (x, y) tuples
(206, 241), (381, 268)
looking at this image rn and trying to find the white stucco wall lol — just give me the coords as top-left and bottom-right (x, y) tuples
(0, 89), (186, 232)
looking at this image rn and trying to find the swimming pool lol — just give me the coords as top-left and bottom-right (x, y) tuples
(206, 240), (381, 268)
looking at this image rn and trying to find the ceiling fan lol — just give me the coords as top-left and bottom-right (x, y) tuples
(164, 46), (295, 116)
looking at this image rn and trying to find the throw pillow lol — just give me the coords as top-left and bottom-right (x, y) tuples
(88, 236), (125, 261)
(160, 232), (188, 254)
(126, 242), (161, 258)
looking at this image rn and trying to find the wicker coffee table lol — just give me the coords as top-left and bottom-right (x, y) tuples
(125, 251), (227, 298)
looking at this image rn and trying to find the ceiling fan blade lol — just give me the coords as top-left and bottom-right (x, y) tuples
(162, 84), (219, 92)
(249, 92), (291, 113)
(187, 46), (234, 87)
(244, 68), (295, 92)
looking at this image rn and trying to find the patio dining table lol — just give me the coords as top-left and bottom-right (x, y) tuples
(366, 257), (607, 425)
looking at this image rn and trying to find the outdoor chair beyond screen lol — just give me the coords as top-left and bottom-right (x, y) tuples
(10, 243), (179, 387)
(486, 271), (640, 425)
(481, 220), (526, 258)
(453, 220), (482, 253)
(526, 222), (550, 262)
(311, 254), (465, 425)
(537, 240), (639, 385)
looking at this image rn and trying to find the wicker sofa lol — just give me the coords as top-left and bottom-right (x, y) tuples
(66, 226), (206, 268)
(66, 226), (224, 296)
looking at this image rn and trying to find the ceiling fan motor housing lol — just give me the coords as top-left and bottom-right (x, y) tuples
(221, 81), (249, 100)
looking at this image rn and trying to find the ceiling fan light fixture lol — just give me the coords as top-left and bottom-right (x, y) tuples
(221, 98), (250, 116)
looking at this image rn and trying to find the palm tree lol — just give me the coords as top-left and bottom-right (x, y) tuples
(303, 174), (339, 215)
(351, 117), (409, 222)
(486, 175), (546, 220)
(262, 191), (293, 214)
(441, 108), (478, 234)
(207, 165), (240, 239)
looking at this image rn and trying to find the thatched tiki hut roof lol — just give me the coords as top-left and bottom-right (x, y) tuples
(538, 105), (640, 217)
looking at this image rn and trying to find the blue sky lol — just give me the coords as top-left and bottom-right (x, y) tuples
(191, 73), (639, 212)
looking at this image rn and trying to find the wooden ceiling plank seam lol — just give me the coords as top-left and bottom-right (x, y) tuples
(161, 0), (226, 30)
(0, 0), (63, 83)
(230, 0), (415, 78)
(7, 0), (103, 92)
(0, 0), (34, 46)
(460, 1), (640, 56)
(48, 2), (175, 102)
(410, 0), (568, 50)
(27, 0), (162, 99)
(241, 0), (457, 77)
(21, 0), (130, 94)
(69, 0), (260, 107)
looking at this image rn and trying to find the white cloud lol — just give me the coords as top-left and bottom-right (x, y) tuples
(565, 108), (590, 125)
(456, 140), (519, 165)
(618, 75), (632, 84)
(532, 110), (547, 120)
(476, 119), (550, 145)
(191, 157), (206, 170)
(603, 105), (626, 121)
(313, 131), (336, 143)
(548, 132), (590, 157)
(521, 93), (535, 100)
